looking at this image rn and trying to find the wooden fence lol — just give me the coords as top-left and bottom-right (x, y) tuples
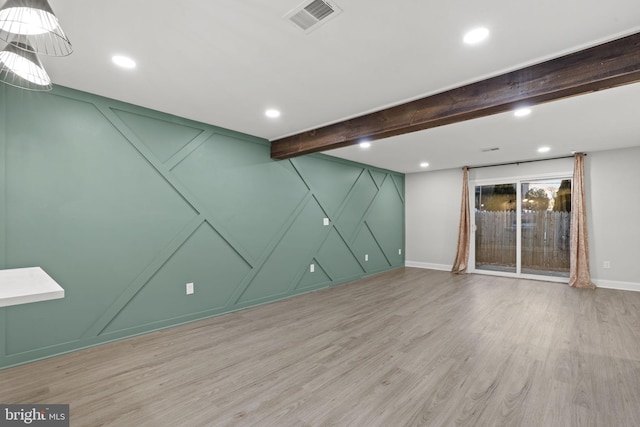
(475, 211), (570, 272)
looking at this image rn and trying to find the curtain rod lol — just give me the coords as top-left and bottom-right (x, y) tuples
(466, 154), (585, 170)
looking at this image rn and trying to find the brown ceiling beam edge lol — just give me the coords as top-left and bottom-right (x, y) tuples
(271, 32), (640, 160)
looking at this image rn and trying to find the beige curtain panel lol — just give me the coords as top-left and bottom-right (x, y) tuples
(452, 167), (470, 274)
(569, 153), (596, 289)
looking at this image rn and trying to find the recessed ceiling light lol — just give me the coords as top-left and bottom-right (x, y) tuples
(538, 146), (551, 153)
(420, 162), (429, 168)
(514, 108), (532, 117)
(359, 141), (371, 149)
(112, 55), (136, 69)
(265, 109), (281, 118)
(463, 27), (489, 45)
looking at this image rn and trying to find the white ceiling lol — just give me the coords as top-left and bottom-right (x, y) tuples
(20, 1), (640, 172)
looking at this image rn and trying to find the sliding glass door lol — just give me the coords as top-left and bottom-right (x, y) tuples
(475, 183), (517, 273)
(520, 178), (571, 277)
(473, 177), (571, 279)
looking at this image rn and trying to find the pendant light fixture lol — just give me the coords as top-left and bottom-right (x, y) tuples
(0, 39), (52, 90)
(0, 0), (71, 91)
(0, 0), (72, 56)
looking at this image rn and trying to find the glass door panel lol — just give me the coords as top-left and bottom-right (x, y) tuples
(520, 179), (571, 277)
(474, 183), (517, 273)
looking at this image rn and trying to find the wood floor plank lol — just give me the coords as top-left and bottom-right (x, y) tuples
(2, 267), (640, 426)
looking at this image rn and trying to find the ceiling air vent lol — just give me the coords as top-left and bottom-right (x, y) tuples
(285, 0), (342, 33)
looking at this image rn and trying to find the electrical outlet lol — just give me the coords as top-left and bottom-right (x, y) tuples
(323, 218), (330, 226)
(310, 264), (315, 273)
(186, 282), (194, 295)
(398, 249), (402, 255)
(603, 261), (611, 269)
(365, 254), (368, 262)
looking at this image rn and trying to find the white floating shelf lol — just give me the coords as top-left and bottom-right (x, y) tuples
(0, 267), (65, 308)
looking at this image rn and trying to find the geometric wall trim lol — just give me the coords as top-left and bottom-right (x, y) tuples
(366, 176), (405, 265)
(334, 168), (379, 245)
(353, 224), (390, 274)
(296, 258), (332, 290)
(112, 108), (204, 163)
(370, 169), (387, 188)
(102, 221), (253, 334)
(0, 84), (405, 369)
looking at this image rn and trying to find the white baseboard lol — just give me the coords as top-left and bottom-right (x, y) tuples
(404, 263), (640, 293)
(593, 279), (640, 292)
(405, 261), (452, 272)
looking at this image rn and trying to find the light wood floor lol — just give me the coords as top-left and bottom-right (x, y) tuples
(2, 268), (640, 426)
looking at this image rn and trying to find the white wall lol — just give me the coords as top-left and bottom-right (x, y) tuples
(586, 146), (640, 289)
(405, 168), (462, 270)
(405, 146), (640, 290)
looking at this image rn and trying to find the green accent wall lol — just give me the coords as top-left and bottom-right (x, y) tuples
(0, 85), (405, 369)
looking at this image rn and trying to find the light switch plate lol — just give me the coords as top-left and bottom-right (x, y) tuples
(323, 218), (329, 226)
(310, 264), (315, 273)
(186, 282), (194, 295)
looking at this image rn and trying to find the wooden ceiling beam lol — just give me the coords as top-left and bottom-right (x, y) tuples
(271, 32), (640, 160)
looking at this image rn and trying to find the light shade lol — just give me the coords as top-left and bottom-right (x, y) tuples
(0, 39), (52, 90)
(0, 0), (72, 56)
